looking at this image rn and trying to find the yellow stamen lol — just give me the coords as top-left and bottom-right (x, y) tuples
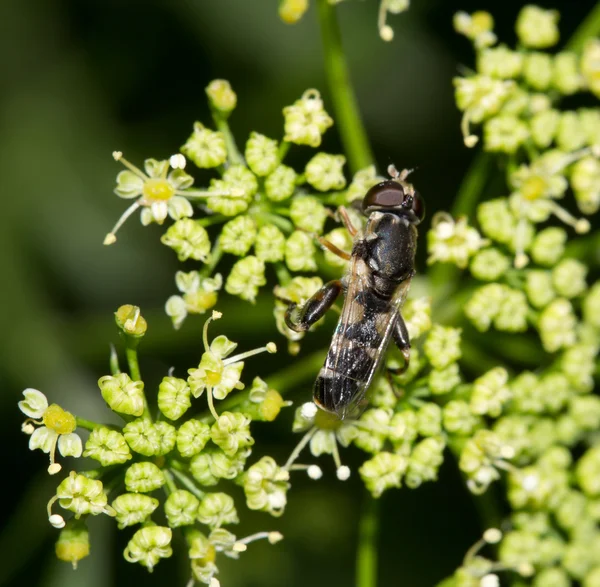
(142, 178), (175, 202)
(104, 201), (141, 245)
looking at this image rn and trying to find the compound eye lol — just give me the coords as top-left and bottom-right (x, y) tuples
(362, 181), (405, 211)
(411, 191), (425, 223)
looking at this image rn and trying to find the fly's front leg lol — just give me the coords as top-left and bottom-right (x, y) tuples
(282, 280), (343, 332)
(389, 314), (411, 375)
(337, 206), (359, 237)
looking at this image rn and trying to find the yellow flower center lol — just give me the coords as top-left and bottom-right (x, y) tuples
(142, 178), (175, 202)
(521, 175), (547, 200)
(43, 404), (77, 435)
(205, 369), (222, 386)
(314, 409), (343, 430)
(184, 291), (218, 313)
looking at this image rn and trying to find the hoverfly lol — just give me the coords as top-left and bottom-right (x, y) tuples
(284, 166), (424, 419)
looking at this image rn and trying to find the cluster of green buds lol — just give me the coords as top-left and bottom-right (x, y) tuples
(104, 80), (385, 352)
(278, 0), (410, 42)
(453, 4), (600, 267)
(19, 306), (291, 583)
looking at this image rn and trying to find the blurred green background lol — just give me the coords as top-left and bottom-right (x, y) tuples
(1, 0), (597, 585)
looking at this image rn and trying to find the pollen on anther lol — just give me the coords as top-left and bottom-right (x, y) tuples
(268, 531), (284, 544)
(300, 402), (318, 420)
(49, 514), (66, 529)
(169, 153), (186, 169)
(112, 151), (123, 161)
(336, 466), (351, 481)
(266, 343), (277, 354)
(48, 463), (62, 475)
(307, 465), (323, 480)
(483, 528), (502, 544)
(103, 233), (117, 246)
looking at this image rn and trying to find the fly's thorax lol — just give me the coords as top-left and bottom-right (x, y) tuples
(362, 211), (417, 283)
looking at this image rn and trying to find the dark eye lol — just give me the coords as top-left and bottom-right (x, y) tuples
(411, 191), (425, 223)
(362, 181), (405, 212)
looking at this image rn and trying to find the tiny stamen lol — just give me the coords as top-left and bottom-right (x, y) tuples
(104, 201), (141, 245)
(336, 465), (351, 481)
(378, 0), (393, 41)
(284, 427), (317, 470)
(548, 202), (590, 233)
(47, 495), (65, 528)
(169, 153), (186, 170)
(461, 112), (479, 147)
(223, 345), (275, 366)
(206, 388), (220, 421)
(112, 152), (148, 181)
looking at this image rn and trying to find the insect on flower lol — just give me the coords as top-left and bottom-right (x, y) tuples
(283, 165), (424, 419)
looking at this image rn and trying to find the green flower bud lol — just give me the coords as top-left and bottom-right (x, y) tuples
(583, 282), (600, 328)
(555, 490), (588, 533)
(508, 460), (569, 510)
(98, 373), (145, 417)
(210, 411), (254, 456)
(464, 283), (506, 332)
(417, 403), (442, 437)
(55, 520), (90, 569)
(453, 10), (496, 48)
(285, 230), (317, 272)
(571, 156), (600, 215)
(177, 419), (211, 458)
(243, 456), (290, 516)
(123, 419), (161, 457)
(561, 343), (598, 393)
(114, 304), (148, 339)
(305, 153), (346, 192)
(423, 325), (461, 370)
(220, 215), (257, 256)
(460, 430), (508, 494)
(484, 114), (529, 153)
(406, 437), (445, 488)
(522, 52), (553, 91)
(510, 371), (543, 414)
(112, 493), (159, 529)
(470, 367), (510, 417)
(322, 228), (352, 267)
(290, 196), (328, 234)
(530, 109), (561, 149)
(197, 493), (239, 528)
(359, 452), (407, 498)
(443, 400), (479, 436)
(388, 410), (419, 448)
(580, 108), (600, 145)
(265, 164), (297, 202)
(454, 75), (514, 123)
(283, 89), (333, 147)
(552, 258), (587, 298)
(494, 415), (532, 460)
(353, 409), (390, 453)
(581, 40), (600, 99)
(502, 87), (529, 115)
(477, 45), (522, 79)
(157, 376), (191, 421)
(570, 396), (600, 432)
(123, 525), (172, 572)
(154, 421), (176, 455)
(225, 256), (266, 303)
(533, 567), (570, 587)
(585, 567), (600, 587)
(125, 462), (165, 493)
(557, 111), (587, 152)
(181, 123), (227, 169)
(241, 378), (286, 422)
(539, 372), (570, 413)
(469, 247), (510, 281)
(164, 489), (200, 528)
(245, 132), (279, 177)
(279, 0), (309, 24)
(429, 363), (461, 395)
(563, 538), (598, 580)
(83, 427), (132, 466)
(531, 227), (567, 266)
(205, 79), (237, 115)
(192, 449), (250, 486)
(477, 198), (515, 246)
(369, 378), (397, 410)
(206, 179), (247, 216)
(538, 298), (577, 353)
(345, 165), (382, 203)
(498, 529), (541, 572)
(190, 452), (220, 487)
(494, 287), (528, 332)
(427, 215), (487, 268)
(553, 52), (582, 94)
(525, 270), (555, 309)
(254, 224), (286, 263)
(161, 219), (211, 262)
(55, 471), (114, 519)
(515, 5), (559, 49)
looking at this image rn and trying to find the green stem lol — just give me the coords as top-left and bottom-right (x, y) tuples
(109, 344), (120, 375)
(168, 466), (206, 500)
(356, 492), (379, 587)
(76, 417), (104, 431)
(316, 0), (374, 173)
(565, 1), (600, 51)
(211, 112), (244, 166)
(200, 238), (223, 277)
(125, 346), (141, 381)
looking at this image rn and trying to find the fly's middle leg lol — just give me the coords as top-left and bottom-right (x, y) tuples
(389, 314), (411, 375)
(281, 280), (343, 332)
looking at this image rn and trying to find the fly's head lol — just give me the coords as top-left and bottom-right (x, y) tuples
(362, 165), (425, 225)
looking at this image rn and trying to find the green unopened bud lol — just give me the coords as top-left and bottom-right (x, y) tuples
(161, 219), (211, 262)
(571, 156), (600, 215)
(190, 452), (220, 487)
(112, 493), (159, 529)
(516, 5), (559, 49)
(406, 437), (445, 488)
(581, 40), (600, 99)
(125, 462), (165, 493)
(484, 114), (529, 153)
(522, 52), (553, 90)
(510, 371), (543, 414)
(55, 520), (90, 569)
(477, 198), (515, 246)
(577, 446), (600, 497)
(583, 282), (600, 328)
(254, 224), (286, 263)
(530, 109), (561, 149)
(164, 489), (200, 528)
(322, 228), (352, 267)
(245, 132), (279, 177)
(283, 89), (333, 147)
(353, 409), (390, 453)
(157, 376), (191, 421)
(389, 410), (419, 447)
(206, 79), (237, 115)
(177, 419), (211, 458)
(153, 421), (176, 455)
(561, 343), (598, 393)
(453, 10), (496, 48)
(115, 304), (148, 338)
(55, 472), (114, 519)
(539, 298), (577, 353)
(305, 153), (346, 192)
(243, 456), (290, 516)
(423, 325), (461, 370)
(495, 287), (528, 332)
(454, 76), (513, 124)
(181, 123), (227, 169)
(197, 492), (239, 528)
(533, 567), (570, 587)
(553, 52), (582, 95)
(416, 403), (442, 437)
(210, 411), (254, 456)
(427, 215), (487, 268)
(124, 525), (172, 572)
(123, 419), (160, 456)
(429, 363), (461, 395)
(464, 283), (506, 332)
(193, 449), (249, 486)
(557, 111), (587, 152)
(552, 258), (587, 298)
(225, 256), (266, 303)
(460, 430), (507, 494)
(443, 400), (479, 436)
(83, 427), (132, 466)
(525, 270), (555, 308)
(470, 367), (510, 417)
(242, 379), (287, 422)
(570, 396), (600, 432)
(477, 45), (522, 79)
(285, 231), (317, 272)
(220, 215), (257, 256)
(290, 196), (328, 234)
(531, 227), (567, 266)
(279, 0), (309, 24)
(98, 373), (145, 417)
(265, 164), (297, 202)
(469, 248), (510, 281)
(359, 452), (407, 498)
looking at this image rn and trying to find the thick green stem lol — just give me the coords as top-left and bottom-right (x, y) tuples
(317, 0), (374, 173)
(125, 346), (141, 382)
(76, 417), (104, 431)
(356, 492), (379, 587)
(565, 1), (600, 51)
(212, 112), (244, 166)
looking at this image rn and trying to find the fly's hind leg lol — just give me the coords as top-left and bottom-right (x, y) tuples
(279, 280), (343, 332)
(389, 315), (411, 375)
